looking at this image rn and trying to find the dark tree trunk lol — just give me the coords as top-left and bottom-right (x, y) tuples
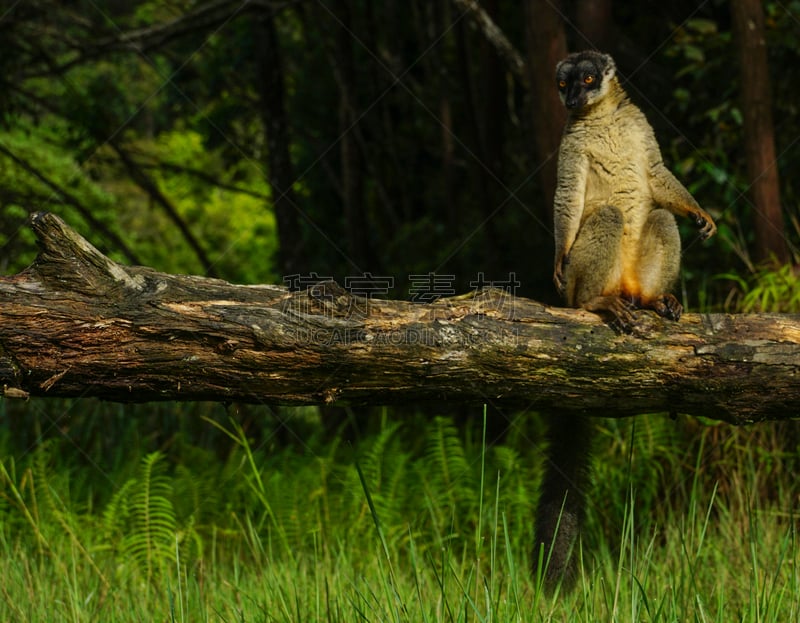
(480, 0), (506, 182)
(454, 20), (504, 276)
(524, 0), (568, 214)
(2, 213), (799, 426)
(325, 0), (375, 273)
(731, 0), (790, 264)
(254, 13), (307, 277)
(575, 0), (614, 52)
(432, 2), (457, 232)
(477, 0), (510, 276)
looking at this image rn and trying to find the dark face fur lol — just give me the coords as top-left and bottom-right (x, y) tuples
(555, 51), (616, 111)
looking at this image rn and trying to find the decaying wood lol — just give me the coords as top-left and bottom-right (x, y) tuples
(1, 213), (799, 424)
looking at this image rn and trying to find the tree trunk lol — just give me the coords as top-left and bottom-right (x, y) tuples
(454, 19), (504, 276)
(480, 0), (506, 182)
(432, 2), (458, 232)
(478, 0), (510, 277)
(2, 213), (799, 425)
(254, 13), (307, 276)
(731, 0), (789, 264)
(575, 0), (613, 52)
(331, 0), (372, 272)
(524, 0), (568, 214)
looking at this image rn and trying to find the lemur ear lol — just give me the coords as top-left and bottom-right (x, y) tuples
(599, 53), (616, 79)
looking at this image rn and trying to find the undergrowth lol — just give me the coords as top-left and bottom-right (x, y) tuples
(0, 399), (798, 622)
(718, 262), (800, 312)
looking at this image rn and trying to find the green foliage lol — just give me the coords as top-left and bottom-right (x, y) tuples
(133, 129), (280, 282)
(0, 403), (798, 621)
(665, 3), (800, 279)
(718, 263), (800, 312)
(0, 125), (122, 271)
(103, 452), (180, 582)
(666, 18), (747, 275)
(423, 416), (476, 528)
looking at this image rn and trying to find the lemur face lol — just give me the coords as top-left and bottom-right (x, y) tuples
(555, 51), (617, 111)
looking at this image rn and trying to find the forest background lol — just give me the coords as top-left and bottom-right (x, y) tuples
(0, 1), (799, 621)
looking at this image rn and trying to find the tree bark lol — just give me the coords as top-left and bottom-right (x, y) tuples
(524, 0), (568, 213)
(431, 2), (458, 233)
(254, 13), (307, 276)
(454, 19), (504, 277)
(731, 0), (789, 264)
(2, 213), (799, 425)
(575, 0), (613, 52)
(480, 0), (506, 182)
(330, 0), (372, 271)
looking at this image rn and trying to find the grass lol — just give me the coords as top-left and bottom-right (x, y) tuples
(0, 400), (798, 622)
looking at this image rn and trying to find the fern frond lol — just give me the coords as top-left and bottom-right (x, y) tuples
(422, 417), (476, 529)
(104, 451), (178, 582)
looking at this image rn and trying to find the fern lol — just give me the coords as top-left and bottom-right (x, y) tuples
(172, 462), (207, 563)
(421, 417), (476, 533)
(105, 452), (177, 581)
(489, 445), (536, 534)
(354, 421), (411, 535)
(357, 420), (403, 492)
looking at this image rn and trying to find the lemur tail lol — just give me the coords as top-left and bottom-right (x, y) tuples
(533, 415), (594, 593)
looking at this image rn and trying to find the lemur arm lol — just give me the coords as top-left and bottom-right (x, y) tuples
(553, 140), (589, 295)
(646, 139), (716, 240)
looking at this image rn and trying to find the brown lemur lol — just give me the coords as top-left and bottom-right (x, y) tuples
(552, 50), (716, 331)
(534, 51), (717, 592)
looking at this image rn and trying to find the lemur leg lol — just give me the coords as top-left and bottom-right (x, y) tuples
(637, 209), (683, 320)
(565, 205), (634, 330)
(534, 415), (593, 593)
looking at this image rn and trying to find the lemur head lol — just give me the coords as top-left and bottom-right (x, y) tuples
(555, 51), (617, 111)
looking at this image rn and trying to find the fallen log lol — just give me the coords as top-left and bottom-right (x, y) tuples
(1, 212), (798, 424)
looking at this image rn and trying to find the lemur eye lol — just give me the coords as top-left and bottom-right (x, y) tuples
(584, 75), (595, 85)
(558, 79), (566, 89)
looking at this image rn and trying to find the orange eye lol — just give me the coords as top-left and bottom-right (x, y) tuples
(558, 80), (566, 88)
(584, 75), (594, 84)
